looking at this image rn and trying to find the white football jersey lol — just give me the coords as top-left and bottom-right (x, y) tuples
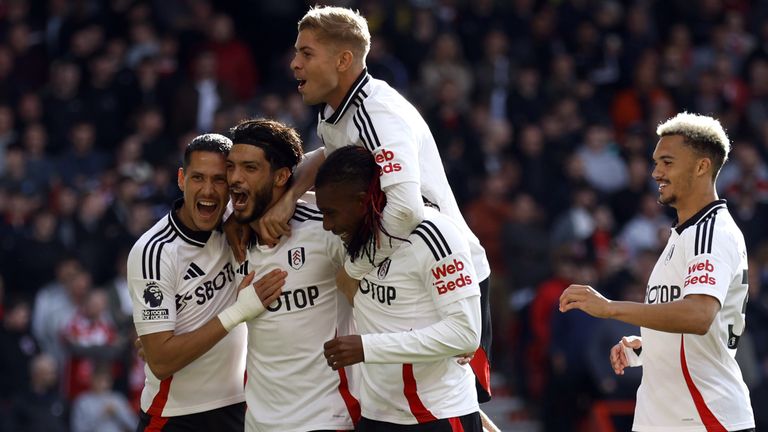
(127, 200), (246, 417)
(354, 207), (480, 424)
(236, 198), (358, 432)
(634, 200), (754, 431)
(316, 70), (490, 281)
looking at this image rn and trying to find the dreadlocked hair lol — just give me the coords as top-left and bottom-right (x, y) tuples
(316, 146), (407, 264)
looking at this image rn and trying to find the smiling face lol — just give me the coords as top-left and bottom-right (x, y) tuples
(651, 135), (701, 208)
(316, 182), (366, 245)
(226, 144), (279, 224)
(290, 29), (346, 108)
(176, 151), (229, 231)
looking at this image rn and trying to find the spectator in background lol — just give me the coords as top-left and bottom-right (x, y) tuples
(15, 210), (67, 294)
(21, 123), (57, 192)
(171, 50), (234, 136)
(71, 363), (137, 432)
(205, 13), (259, 102)
(56, 121), (109, 190)
(42, 59), (85, 154)
(4, 353), (68, 432)
(0, 296), (38, 406)
(0, 105), (17, 177)
(576, 122), (628, 195)
(617, 192), (671, 258)
(31, 258), (89, 369)
(61, 288), (123, 401)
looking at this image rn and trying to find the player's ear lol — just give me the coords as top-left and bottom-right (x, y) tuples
(696, 157), (712, 178)
(177, 167), (185, 191)
(273, 167), (291, 188)
(337, 49), (354, 72)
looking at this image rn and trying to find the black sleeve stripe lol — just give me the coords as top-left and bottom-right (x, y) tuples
(358, 101), (382, 149)
(154, 234), (177, 280)
(295, 204), (321, 215)
(142, 223), (174, 279)
(354, 110), (376, 152)
(706, 212), (716, 254)
(413, 223), (449, 260)
(291, 215), (323, 223)
(413, 230), (440, 261)
(694, 210), (719, 256)
(352, 114), (373, 152)
(422, 220), (452, 255)
(294, 207), (321, 220)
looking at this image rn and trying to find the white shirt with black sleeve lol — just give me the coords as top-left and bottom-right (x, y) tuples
(127, 199), (246, 417)
(354, 207), (481, 425)
(633, 200), (754, 431)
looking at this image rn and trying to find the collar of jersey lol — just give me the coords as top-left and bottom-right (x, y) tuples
(169, 198), (214, 247)
(673, 199), (727, 234)
(320, 69), (371, 125)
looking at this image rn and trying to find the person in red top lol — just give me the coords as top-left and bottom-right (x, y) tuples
(61, 288), (122, 400)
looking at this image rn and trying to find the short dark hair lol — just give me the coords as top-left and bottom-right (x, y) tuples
(316, 145), (376, 192)
(229, 118), (304, 172)
(182, 133), (232, 169)
(317, 146), (402, 264)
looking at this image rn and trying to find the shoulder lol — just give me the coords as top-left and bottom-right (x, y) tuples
(291, 200), (324, 226)
(679, 202), (741, 256)
(128, 215), (178, 260)
(409, 208), (467, 261)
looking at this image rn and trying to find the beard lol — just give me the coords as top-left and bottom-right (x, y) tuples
(234, 182), (274, 224)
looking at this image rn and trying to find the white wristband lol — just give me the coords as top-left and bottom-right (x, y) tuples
(217, 286), (266, 332)
(621, 336), (642, 367)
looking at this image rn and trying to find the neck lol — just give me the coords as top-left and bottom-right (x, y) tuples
(675, 184), (718, 224)
(328, 65), (365, 110)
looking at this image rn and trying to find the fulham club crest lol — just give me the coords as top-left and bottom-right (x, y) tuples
(377, 258), (391, 279)
(288, 247), (305, 270)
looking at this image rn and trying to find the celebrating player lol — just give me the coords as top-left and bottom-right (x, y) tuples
(317, 146), (482, 431)
(250, 5), (493, 402)
(226, 118), (359, 431)
(127, 134), (286, 431)
(559, 113), (755, 431)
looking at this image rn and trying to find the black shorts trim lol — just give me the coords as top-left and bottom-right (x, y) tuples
(136, 402), (245, 432)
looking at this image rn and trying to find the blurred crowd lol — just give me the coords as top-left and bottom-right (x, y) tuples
(1, 0), (768, 430)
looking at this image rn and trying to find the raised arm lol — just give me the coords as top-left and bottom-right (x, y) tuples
(258, 147), (327, 244)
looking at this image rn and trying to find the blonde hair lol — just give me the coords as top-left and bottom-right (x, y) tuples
(298, 6), (371, 65)
(657, 112), (730, 178)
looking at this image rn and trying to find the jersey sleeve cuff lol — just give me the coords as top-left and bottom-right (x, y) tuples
(135, 322), (176, 336)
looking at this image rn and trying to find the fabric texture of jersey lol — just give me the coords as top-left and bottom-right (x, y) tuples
(235, 196), (358, 432)
(353, 207), (480, 424)
(633, 200), (754, 431)
(127, 200), (246, 417)
(316, 70), (490, 282)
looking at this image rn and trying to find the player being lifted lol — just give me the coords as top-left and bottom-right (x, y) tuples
(248, 5), (493, 402)
(559, 113), (755, 431)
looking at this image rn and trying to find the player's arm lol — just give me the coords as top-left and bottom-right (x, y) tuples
(140, 270), (286, 379)
(559, 285), (719, 334)
(258, 148), (326, 244)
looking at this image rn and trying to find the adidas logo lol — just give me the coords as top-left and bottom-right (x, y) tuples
(183, 262), (206, 280)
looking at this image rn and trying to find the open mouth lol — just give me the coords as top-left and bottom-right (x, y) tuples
(197, 200), (218, 218)
(297, 79), (307, 90)
(658, 181), (669, 192)
(230, 189), (249, 211)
